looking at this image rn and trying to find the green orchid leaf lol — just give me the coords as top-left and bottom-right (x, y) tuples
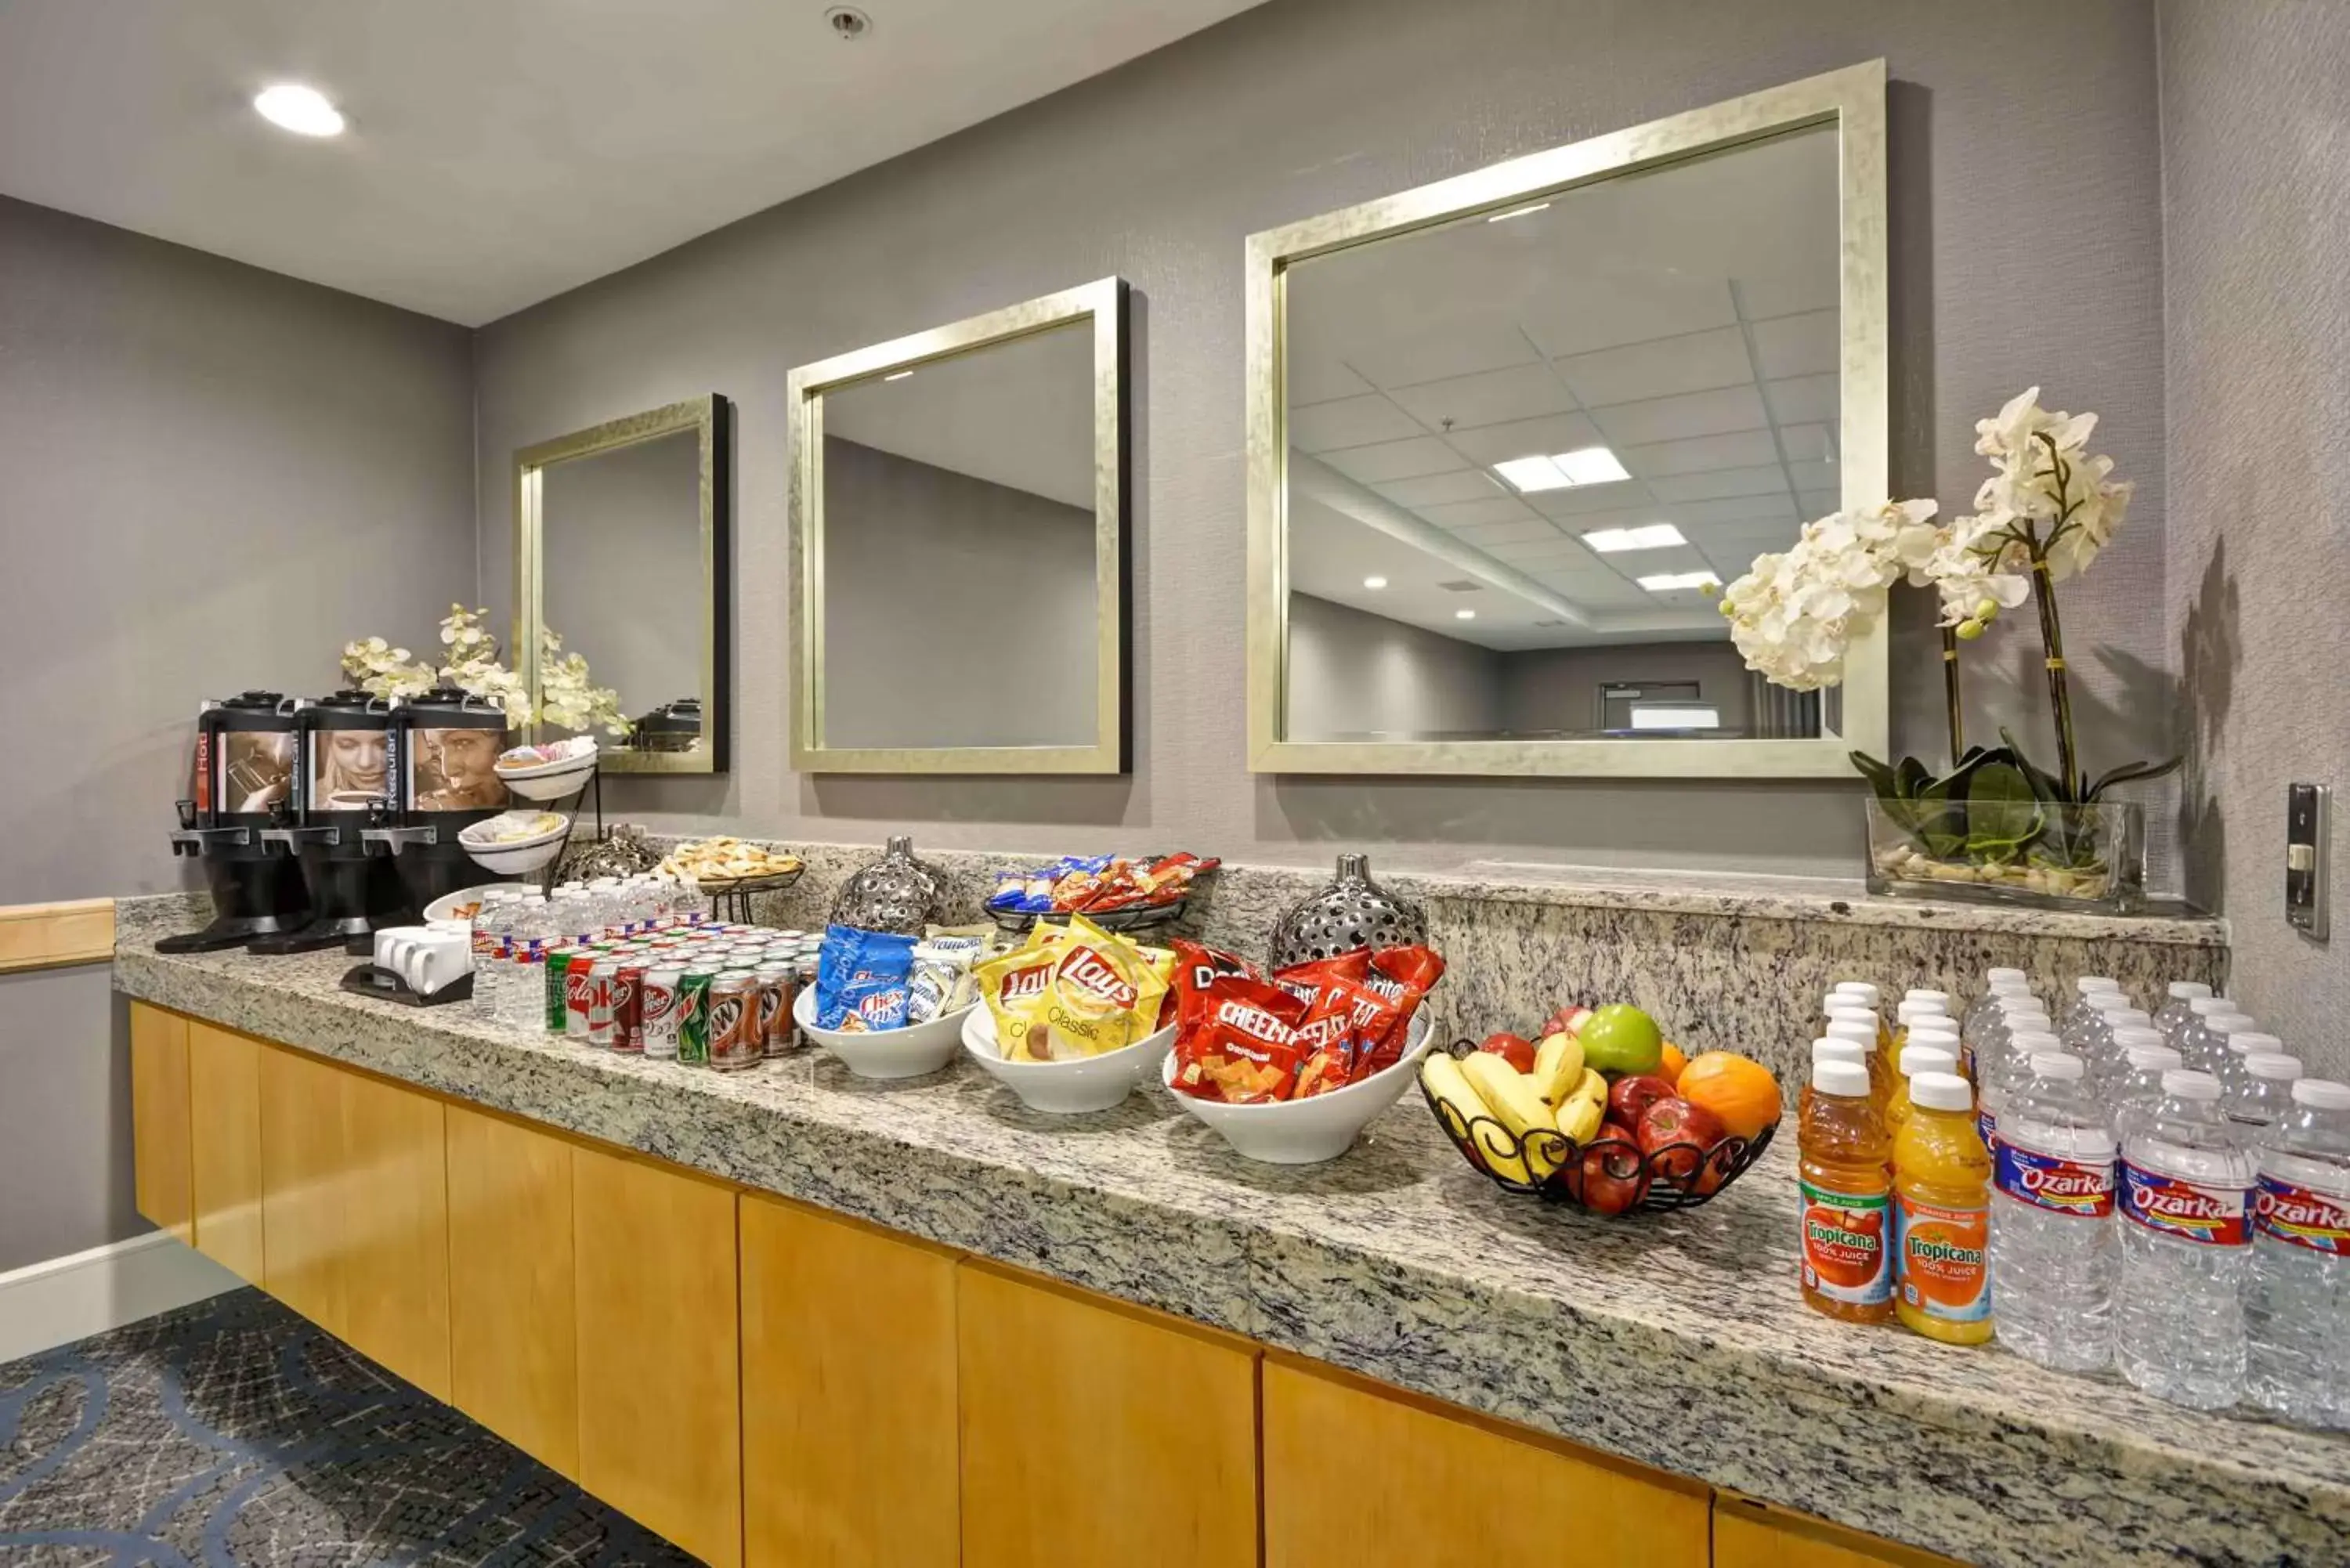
(2085, 755), (2185, 802)
(1894, 756), (1936, 800)
(1849, 750), (1905, 800)
(1964, 762), (2046, 855)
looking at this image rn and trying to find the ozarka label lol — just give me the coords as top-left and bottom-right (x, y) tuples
(1895, 1194), (1990, 1322)
(1800, 1180), (1892, 1305)
(2119, 1162), (2250, 1245)
(2254, 1176), (2350, 1255)
(1994, 1143), (2116, 1218)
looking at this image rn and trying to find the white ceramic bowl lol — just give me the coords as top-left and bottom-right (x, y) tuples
(960, 1008), (1175, 1114)
(497, 757), (597, 800)
(1162, 1010), (1437, 1165)
(421, 882), (534, 923)
(457, 813), (569, 875)
(794, 985), (970, 1082)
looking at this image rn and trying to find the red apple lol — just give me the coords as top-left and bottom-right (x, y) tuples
(1576, 1121), (1650, 1216)
(1540, 1004), (1593, 1039)
(1477, 1031), (1538, 1074)
(1636, 1097), (1726, 1185)
(1607, 1073), (1677, 1128)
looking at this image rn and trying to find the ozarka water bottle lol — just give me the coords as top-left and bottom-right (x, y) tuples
(2115, 1070), (2255, 1408)
(2243, 1078), (2350, 1428)
(1989, 1053), (2117, 1371)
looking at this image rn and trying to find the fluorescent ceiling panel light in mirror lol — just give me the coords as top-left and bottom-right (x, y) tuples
(1636, 570), (1723, 593)
(1582, 522), (1687, 553)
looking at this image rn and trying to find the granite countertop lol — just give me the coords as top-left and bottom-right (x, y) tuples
(114, 904), (2337, 1568)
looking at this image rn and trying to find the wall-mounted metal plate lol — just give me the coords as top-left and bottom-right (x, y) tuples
(2287, 782), (2329, 940)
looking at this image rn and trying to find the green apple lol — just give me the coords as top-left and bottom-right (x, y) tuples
(1578, 1004), (1665, 1075)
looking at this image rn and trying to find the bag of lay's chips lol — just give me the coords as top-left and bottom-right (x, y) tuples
(975, 916), (1169, 1062)
(974, 924), (1064, 1061)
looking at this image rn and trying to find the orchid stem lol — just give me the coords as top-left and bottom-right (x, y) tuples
(2029, 560), (2081, 801)
(1940, 626), (1965, 764)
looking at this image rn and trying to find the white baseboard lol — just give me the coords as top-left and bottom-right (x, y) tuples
(0, 1230), (241, 1364)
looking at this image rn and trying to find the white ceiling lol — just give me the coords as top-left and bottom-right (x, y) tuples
(1283, 121), (1843, 651)
(0, 0), (1263, 325)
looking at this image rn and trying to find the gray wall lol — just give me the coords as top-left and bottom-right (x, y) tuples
(820, 437), (1099, 750)
(2158, 1), (2350, 1057)
(470, 0), (2173, 883)
(1285, 593), (1503, 740)
(1500, 641), (1755, 737)
(540, 428), (704, 728)
(0, 195), (474, 1269)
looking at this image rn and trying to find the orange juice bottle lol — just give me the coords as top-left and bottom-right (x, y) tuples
(1799, 1057), (1894, 1323)
(1832, 980), (1893, 1056)
(1799, 1036), (1869, 1124)
(1824, 1010), (1894, 1115)
(1885, 1041), (1960, 1140)
(1893, 1071), (1994, 1345)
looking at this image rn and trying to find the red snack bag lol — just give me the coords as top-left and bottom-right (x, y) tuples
(1172, 975), (1306, 1104)
(1355, 945), (1446, 1077)
(1170, 939), (1262, 1035)
(1271, 949), (1369, 1010)
(1292, 973), (1404, 1097)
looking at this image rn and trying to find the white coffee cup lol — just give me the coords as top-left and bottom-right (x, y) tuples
(375, 926), (470, 996)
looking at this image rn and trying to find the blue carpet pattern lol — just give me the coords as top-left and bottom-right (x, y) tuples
(0, 1288), (696, 1566)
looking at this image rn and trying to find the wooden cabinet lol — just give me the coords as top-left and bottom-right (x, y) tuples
(1263, 1357), (1710, 1568)
(186, 1021), (265, 1283)
(573, 1144), (743, 1568)
(446, 1105), (578, 1477)
(957, 1263), (1258, 1568)
(258, 1044), (346, 1328)
(128, 1003), (192, 1244)
(1715, 1495), (1967, 1568)
(740, 1196), (959, 1568)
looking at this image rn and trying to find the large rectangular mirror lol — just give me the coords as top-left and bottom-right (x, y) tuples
(789, 278), (1128, 773)
(515, 395), (730, 772)
(1246, 62), (1885, 776)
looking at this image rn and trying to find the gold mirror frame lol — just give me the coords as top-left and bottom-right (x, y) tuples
(514, 394), (729, 774)
(787, 276), (1130, 774)
(1245, 61), (1887, 778)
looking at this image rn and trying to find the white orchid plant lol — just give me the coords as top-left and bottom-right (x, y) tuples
(1719, 388), (2177, 867)
(340, 605), (630, 739)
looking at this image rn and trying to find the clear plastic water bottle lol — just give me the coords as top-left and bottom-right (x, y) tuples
(1962, 971), (2032, 1044)
(471, 893), (516, 1018)
(2177, 1006), (2255, 1075)
(1969, 995), (2049, 1079)
(2153, 981), (2214, 1039)
(675, 875), (713, 928)
(2229, 1053), (2304, 1131)
(1978, 1028), (2061, 1151)
(2099, 1025), (2167, 1103)
(2059, 976), (2124, 1036)
(2112, 1042), (2185, 1144)
(2116, 1070), (2257, 1409)
(1990, 1052), (2117, 1372)
(2169, 992), (2238, 1048)
(2214, 1024), (2284, 1100)
(2243, 1079), (2350, 1429)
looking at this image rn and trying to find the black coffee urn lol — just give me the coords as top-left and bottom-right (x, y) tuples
(158, 692), (313, 952)
(248, 690), (417, 954)
(360, 685), (515, 918)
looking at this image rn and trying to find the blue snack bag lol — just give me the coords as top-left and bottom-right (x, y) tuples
(816, 923), (916, 1031)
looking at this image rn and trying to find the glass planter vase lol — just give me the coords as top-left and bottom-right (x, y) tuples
(1864, 797), (2146, 915)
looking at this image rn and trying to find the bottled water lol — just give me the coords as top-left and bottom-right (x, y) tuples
(2243, 1079), (2350, 1428)
(2153, 981), (2214, 1039)
(2112, 1043), (2184, 1143)
(1967, 994), (2049, 1082)
(2059, 976), (2124, 1037)
(1978, 1030), (2063, 1151)
(2229, 1053), (2304, 1132)
(496, 895), (549, 1030)
(2176, 1006), (2255, 1075)
(1962, 969), (2032, 1042)
(2099, 1026), (2167, 1104)
(1990, 1052), (2117, 1372)
(471, 893), (517, 1018)
(2213, 1023), (2283, 1100)
(675, 875), (713, 928)
(2115, 1071), (2256, 1409)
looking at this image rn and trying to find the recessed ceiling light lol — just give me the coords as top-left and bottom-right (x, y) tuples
(825, 6), (874, 40)
(884, 370), (913, 381)
(1636, 570), (1723, 593)
(1455, 609), (1477, 620)
(1494, 455), (1571, 493)
(1361, 576), (1387, 590)
(1554, 446), (1632, 485)
(1485, 202), (1552, 223)
(253, 84), (345, 137)
(1582, 522), (1687, 553)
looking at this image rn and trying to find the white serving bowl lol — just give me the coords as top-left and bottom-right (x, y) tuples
(960, 1007), (1175, 1115)
(794, 985), (970, 1082)
(421, 882), (534, 923)
(494, 742), (599, 800)
(457, 813), (569, 875)
(1162, 1010), (1437, 1165)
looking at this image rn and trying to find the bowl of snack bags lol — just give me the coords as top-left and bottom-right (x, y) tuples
(960, 916), (1178, 1113)
(493, 738), (598, 800)
(1161, 939), (1444, 1164)
(986, 851), (1218, 931)
(794, 922), (994, 1080)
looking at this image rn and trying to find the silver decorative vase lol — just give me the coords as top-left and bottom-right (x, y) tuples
(1270, 852), (1427, 970)
(830, 834), (945, 934)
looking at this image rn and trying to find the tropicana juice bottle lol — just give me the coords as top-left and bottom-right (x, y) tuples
(1886, 1041), (1961, 1142)
(1800, 1056), (1895, 1323)
(1824, 1006), (1895, 1115)
(1894, 1071), (1996, 1344)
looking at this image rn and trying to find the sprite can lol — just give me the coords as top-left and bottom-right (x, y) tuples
(544, 948), (577, 1032)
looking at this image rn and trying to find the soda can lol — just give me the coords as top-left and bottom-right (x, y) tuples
(564, 953), (599, 1039)
(709, 971), (761, 1071)
(677, 970), (714, 1065)
(754, 965), (794, 1059)
(641, 966), (684, 1059)
(544, 948), (577, 1032)
(611, 963), (647, 1053)
(587, 958), (620, 1046)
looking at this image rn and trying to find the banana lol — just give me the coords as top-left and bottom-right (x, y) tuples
(1556, 1068), (1608, 1144)
(1423, 1053), (1531, 1183)
(1531, 1031), (1585, 1105)
(1460, 1052), (1566, 1180)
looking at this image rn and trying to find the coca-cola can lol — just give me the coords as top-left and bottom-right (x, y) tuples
(564, 952), (598, 1039)
(587, 958), (620, 1047)
(708, 970), (761, 1072)
(610, 963), (646, 1053)
(641, 966), (684, 1060)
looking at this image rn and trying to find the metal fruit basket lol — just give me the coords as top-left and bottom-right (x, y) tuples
(1418, 1039), (1775, 1216)
(988, 896), (1188, 936)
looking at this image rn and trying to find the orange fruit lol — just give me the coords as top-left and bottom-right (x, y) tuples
(1676, 1051), (1781, 1140)
(1658, 1042), (1689, 1086)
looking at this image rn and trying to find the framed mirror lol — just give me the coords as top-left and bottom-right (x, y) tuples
(515, 395), (730, 772)
(788, 277), (1128, 773)
(1246, 61), (1885, 777)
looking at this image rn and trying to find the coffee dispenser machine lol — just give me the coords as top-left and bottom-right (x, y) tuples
(361, 685), (514, 919)
(249, 690), (415, 955)
(159, 692), (313, 952)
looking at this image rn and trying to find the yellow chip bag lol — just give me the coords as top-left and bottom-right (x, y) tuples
(1032, 916), (1169, 1060)
(975, 926), (1061, 1061)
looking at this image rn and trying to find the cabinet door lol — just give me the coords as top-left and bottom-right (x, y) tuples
(740, 1196), (958, 1568)
(1715, 1495), (1967, 1568)
(258, 1044), (348, 1332)
(128, 1004), (193, 1244)
(446, 1106), (578, 1477)
(338, 1070), (450, 1400)
(186, 1022), (264, 1284)
(573, 1145), (743, 1568)
(1263, 1358), (1710, 1568)
(958, 1263), (1258, 1568)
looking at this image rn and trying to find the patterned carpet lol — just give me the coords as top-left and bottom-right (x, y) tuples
(0, 1288), (696, 1566)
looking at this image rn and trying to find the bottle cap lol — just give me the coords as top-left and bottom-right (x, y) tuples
(1910, 1071), (1972, 1112)
(2245, 1053), (2303, 1082)
(2189, 995), (2238, 1017)
(1833, 981), (1882, 1006)
(1899, 1045), (1958, 1078)
(2208, 1012), (2260, 1035)
(1998, 994), (2050, 1017)
(2124, 1044), (2182, 1071)
(1823, 992), (1875, 1019)
(1812, 1059), (1871, 1097)
(2167, 981), (2214, 1001)
(1825, 1017), (1878, 1050)
(2290, 1080), (2350, 1110)
(1905, 988), (1951, 1008)
(1907, 1025), (1960, 1052)
(1985, 966), (2028, 987)
(1896, 999), (1949, 1025)
(2076, 975), (2122, 995)
(2029, 1052), (2085, 1080)
(2008, 1028), (2062, 1051)
(2161, 1069), (2222, 1101)
(2226, 1031), (2285, 1057)
(2090, 994), (2148, 1017)
(2110, 1026), (2165, 1051)
(1811, 1038), (1867, 1068)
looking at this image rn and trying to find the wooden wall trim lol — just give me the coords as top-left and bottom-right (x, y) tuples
(0, 898), (116, 974)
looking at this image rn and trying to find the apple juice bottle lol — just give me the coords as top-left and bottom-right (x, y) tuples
(1800, 1054), (1896, 1324)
